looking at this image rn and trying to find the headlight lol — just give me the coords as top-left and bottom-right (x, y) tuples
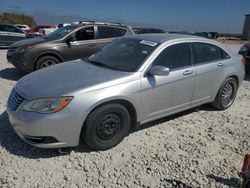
(23, 97), (73, 113)
(17, 46), (33, 52)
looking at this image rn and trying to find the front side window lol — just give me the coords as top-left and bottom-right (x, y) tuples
(193, 43), (230, 64)
(98, 26), (127, 39)
(74, 27), (94, 41)
(88, 38), (158, 72)
(153, 43), (191, 70)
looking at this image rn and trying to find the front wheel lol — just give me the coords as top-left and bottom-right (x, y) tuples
(82, 104), (131, 151)
(211, 77), (238, 110)
(36, 56), (60, 70)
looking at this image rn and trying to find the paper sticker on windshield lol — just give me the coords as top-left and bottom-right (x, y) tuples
(140, 40), (158, 47)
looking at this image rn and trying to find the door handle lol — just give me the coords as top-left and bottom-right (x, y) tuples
(183, 70), (194, 75)
(217, 62), (224, 67)
(89, 43), (96, 47)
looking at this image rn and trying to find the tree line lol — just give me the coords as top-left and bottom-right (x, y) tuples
(0, 12), (36, 27)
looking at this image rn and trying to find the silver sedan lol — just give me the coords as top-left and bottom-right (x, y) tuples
(7, 34), (245, 150)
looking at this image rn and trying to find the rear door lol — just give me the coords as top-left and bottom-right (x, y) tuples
(190, 42), (231, 106)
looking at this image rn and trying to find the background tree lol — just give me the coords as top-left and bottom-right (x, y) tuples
(0, 12), (36, 27)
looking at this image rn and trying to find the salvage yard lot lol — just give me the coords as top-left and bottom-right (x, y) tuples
(0, 43), (250, 187)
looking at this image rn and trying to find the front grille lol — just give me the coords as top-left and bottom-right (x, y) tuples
(7, 89), (25, 111)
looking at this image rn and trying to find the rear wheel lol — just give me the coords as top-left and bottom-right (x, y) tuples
(82, 104), (131, 151)
(211, 77), (238, 110)
(36, 56), (60, 70)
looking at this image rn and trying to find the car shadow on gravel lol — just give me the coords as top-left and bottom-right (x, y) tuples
(134, 104), (217, 133)
(0, 111), (92, 159)
(0, 68), (26, 81)
(0, 104), (217, 159)
(207, 174), (239, 188)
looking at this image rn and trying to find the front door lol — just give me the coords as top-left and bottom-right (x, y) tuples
(62, 26), (99, 61)
(141, 42), (195, 122)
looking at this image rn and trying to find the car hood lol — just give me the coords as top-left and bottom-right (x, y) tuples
(15, 59), (136, 100)
(10, 37), (47, 48)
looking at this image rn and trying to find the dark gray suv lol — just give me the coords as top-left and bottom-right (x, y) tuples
(7, 22), (135, 72)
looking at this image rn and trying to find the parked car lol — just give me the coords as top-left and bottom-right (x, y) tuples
(25, 25), (57, 36)
(7, 34), (245, 150)
(15, 24), (30, 31)
(133, 27), (165, 34)
(7, 22), (135, 72)
(40, 26), (58, 36)
(240, 154), (250, 188)
(0, 23), (28, 47)
(239, 43), (250, 73)
(168, 31), (218, 39)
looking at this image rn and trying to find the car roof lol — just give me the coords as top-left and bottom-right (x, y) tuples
(73, 23), (129, 29)
(126, 33), (204, 43)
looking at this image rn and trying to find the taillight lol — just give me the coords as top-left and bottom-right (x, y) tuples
(242, 58), (247, 65)
(242, 154), (250, 174)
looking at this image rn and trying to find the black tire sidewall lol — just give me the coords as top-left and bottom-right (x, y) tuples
(83, 104), (130, 150)
(36, 56), (60, 70)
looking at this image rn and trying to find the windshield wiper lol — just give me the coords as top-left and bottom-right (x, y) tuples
(86, 58), (113, 70)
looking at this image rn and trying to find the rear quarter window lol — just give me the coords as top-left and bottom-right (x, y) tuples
(98, 26), (127, 39)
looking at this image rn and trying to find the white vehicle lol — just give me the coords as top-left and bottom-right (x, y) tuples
(39, 26), (58, 36)
(15, 24), (30, 31)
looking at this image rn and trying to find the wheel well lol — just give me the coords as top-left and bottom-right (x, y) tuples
(228, 75), (239, 86)
(84, 99), (138, 132)
(35, 53), (63, 70)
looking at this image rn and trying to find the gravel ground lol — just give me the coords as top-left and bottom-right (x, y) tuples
(0, 43), (250, 188)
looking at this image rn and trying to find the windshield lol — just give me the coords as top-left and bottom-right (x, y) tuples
(46, 25), (77, 40)
(88, 38), (158, 72)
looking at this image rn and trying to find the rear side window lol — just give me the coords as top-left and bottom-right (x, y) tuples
(153, 43), (191, 70)
(192, 43), (230, 64)
(98, 26), (127, 39)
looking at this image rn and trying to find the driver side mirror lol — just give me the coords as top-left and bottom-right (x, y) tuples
(148, 66), (170, 76)
(65, 36), (75, 45)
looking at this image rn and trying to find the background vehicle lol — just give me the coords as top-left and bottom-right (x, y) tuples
(239, 43), (250, 73)
(15, 24), (30, 31)
(7, 34), (245, 150)
(7, 22), (135, 72)
(0, 23), (28, 47)
(25, 25), (57, 36)
(40, 26), (58, 36)
(168, 31), (219, 39)
(240, 154), (250, 188)
(133, 27), (165, 34)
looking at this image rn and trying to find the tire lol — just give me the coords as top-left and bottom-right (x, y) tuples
(36, 56), (60, 70)
(211, 77), (238, 110)
(82, 104), (131, 151)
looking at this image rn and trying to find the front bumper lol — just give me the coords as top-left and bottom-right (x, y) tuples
(7, 50), (33, 73)
(7, 100), (84, 148)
